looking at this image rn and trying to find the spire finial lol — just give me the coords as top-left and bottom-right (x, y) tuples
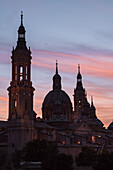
(21, 11), (23, 26)
(56, 60), (58, 74)
(91, 95), (93, 106)
(78, 64), (80, 73)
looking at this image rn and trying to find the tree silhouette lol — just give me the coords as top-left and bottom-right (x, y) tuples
(75, 147), (97, 166)
(12, 139), (73, 170)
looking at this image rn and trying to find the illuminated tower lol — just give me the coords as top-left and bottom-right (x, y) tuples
(7, 12), (35, 155)
(73, 65), (90, 119)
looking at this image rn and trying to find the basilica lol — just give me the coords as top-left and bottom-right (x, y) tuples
(1, 13), (113, 168)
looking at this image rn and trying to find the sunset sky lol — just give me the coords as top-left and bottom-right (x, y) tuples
(0, 0), (113, 127)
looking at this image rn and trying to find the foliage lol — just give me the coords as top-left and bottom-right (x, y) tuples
(75, 147), (113, 170)
(56, 153), (73, 170)
(12, 139), (73, 170)
(0, 151), (12, 170)
(0, 150), (6, 166)
(75, 147), (97, 166)
(94, 150), (113, 170)
(12, 149), (24, 169)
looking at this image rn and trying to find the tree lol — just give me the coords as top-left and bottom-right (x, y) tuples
(75, 147), (97, 166)
(75, 147), (113, 170)
(12, 139), (73, 170)
(0, 151), (6, 166)
(94, 150), (113, 170)
(56, 153), (73, 170)
(12, 149), (23, 169)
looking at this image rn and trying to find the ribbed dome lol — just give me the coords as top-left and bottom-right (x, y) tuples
(42, 89), (72, 120)
(43, 90), (72, 106)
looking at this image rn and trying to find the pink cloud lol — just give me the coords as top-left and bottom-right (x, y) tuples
(0, 48), (113, 127)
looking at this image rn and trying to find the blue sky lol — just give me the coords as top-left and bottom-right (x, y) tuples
(0, 0), (113, 127)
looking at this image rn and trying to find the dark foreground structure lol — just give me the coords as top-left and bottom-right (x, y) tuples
(1, 13), (113, 169)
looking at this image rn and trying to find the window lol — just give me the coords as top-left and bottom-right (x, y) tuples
(26, 65), (27, 80)
(19, 66), (23, 81)
(62, 141), (65, 145)
(15, 65), (17, 80)
(79, 100), (81, 108)
(14, 100), (17, 108)
(19, 34), (24, 38)
(77, 141), (81, 145)
(92, 136), (95, 143)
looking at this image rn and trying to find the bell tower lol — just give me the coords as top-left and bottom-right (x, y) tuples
(7, 12), (35, 156)
(73, 65), (90, 120)
(8, 12), (35, 120)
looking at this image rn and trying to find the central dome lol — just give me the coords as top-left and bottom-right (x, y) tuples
(43, 90), (71, 105)
(42, 89), (72, 120)
(42, 61), (72, 120)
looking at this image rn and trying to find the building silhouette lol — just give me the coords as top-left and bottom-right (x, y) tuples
(0, 12), (113, 169)
(7, 12), (35, 157)
(42, 60), (72, 121)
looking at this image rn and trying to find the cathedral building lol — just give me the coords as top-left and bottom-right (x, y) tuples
(1, 13), (113, 168)
(42, 61), (73, 121)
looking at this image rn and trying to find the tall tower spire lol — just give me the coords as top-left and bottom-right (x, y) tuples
(53, 61), (61, 90)
(76, 64), (83, 90)
(90, 95), (96, 118)
(78, 64), (80, 73)
(73, 64), (88, 119)
(21, 11), (23, 26)
(16, 11), (27, 50)
(91, 95), (93, 106)
(56, 60), (58, 74)
(77, 64), (82, 83)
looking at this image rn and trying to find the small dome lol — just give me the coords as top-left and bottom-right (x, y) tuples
(53, 73), (61, 80)
(18, 25), (26, 34)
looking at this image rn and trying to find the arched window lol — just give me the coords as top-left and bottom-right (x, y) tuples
(14, 100), (17, 108)
(19, 34), (25, 38)
(79, 100), (81, 108)
(19, 66), (23, 81)
(15, 65), (17, 80)
(26, 65), (27, 80)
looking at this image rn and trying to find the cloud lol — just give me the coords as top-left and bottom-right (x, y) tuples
(0, 46), (113, 127)
(0, 97), (8, 102)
